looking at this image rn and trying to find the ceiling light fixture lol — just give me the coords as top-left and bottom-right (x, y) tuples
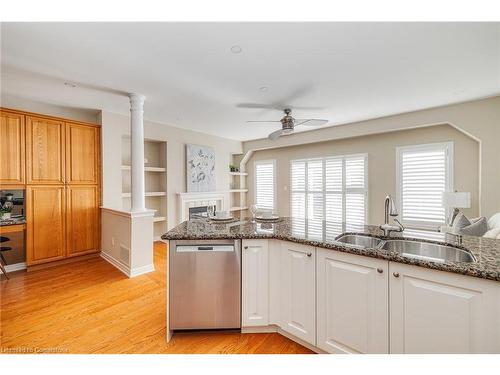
(230, 45), (242, 54)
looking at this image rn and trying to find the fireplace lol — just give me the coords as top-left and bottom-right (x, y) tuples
(177, 191), (228, 222)
(188, 205), (215, 220)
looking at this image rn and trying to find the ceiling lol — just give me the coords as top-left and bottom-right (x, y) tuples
(1, 22), (499, 141)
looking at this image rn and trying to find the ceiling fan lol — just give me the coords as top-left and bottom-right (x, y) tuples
(246, 108), (328, 140)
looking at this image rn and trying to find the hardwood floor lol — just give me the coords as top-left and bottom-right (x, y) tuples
(0, 242), (313, 354)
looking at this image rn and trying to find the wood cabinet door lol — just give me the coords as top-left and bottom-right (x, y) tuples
(316, 249), (389, 354)
(390, 262), (500, 353)
(26, 116), (65, 184)
(65, 122), (100, 184)
(242, 239), (269, 327)
(26, 186), (66, 265)
(280, 241), (316, 345)
(66, 185), (100, 257)
(0, 111), (25, 186)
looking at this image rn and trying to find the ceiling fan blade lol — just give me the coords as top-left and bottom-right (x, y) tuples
(245, 121), (281, 124)
(246, 120), (281, 122)
(268, 129), (284, 141)
(238, 103), (325, 111)
(296, 119), (329, 127)
(237, 103), (282, 110)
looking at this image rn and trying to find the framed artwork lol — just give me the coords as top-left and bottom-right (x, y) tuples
(186, 144), (216, 192)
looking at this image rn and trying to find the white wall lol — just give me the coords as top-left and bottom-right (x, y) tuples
(243, 96), (500, 218)
(100, 111), (243, 229)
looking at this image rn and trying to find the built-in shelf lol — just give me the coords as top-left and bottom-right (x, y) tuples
(121, 137), (167, 240)
(121, 165), (166, 172)
(229, 189), (248, 193)
(122, 192), (166, 198)
(229, 206), (248, 212)
(229, 171), (248, 176)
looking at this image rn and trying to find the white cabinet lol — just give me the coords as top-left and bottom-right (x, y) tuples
(316, 249), (389, 353)
(280, 241), (316, 345)
(390, 262), (500, 354)
(242, 239), (269, 327)
(268, 239), (282, 325)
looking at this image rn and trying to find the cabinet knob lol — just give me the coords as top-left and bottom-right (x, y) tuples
(244, 246), (248, 249)
(377, 268), (383, 274)
(307, 252), (312, 257)
(393, 272), (400, 278)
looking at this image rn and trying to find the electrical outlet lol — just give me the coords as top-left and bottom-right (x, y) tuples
(111, 237), (115, 247)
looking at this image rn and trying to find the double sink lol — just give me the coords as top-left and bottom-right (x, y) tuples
(336, 234), (477, 263)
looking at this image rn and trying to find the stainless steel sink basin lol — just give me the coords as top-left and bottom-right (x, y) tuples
(336, 234), (384, 248)
(381, 240), (476, 263)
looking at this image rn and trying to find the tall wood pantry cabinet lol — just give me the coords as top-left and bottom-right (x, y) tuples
(0, 108), (101, 266)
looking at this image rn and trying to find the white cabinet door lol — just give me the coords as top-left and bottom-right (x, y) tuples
(280, 241), (316, 345)
(268, 239), (282, 325)
(242, 239), (269, 327)
(390, 262), (500, 353)
(316, 249), (389, 353)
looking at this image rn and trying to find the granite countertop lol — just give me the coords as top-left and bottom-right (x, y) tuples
(0, 216), (26, 227)
(162, 217), (500, 282)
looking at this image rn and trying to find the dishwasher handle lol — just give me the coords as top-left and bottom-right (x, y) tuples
(197, 246), (213, 251)
(176, 244), (235, 253)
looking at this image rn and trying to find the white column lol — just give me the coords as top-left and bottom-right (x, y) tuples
(129, 93), (146, 212)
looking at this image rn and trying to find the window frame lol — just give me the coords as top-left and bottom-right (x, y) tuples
(289, 153), (368, 224)
(396, 141), (454, 230)
(254, 159), (277, 211)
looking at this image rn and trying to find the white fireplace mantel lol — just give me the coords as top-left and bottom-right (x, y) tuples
(177, 191), (229, 222)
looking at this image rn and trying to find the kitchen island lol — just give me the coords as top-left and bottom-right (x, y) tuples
(162, 217), (500, 353)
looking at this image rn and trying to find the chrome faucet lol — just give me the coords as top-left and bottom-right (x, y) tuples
(380, 195), (405, 236)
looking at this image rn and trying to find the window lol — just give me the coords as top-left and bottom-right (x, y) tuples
(396, 142), (453, 229)
(290, 154), (367, 237)
(254, 160), (276, 210)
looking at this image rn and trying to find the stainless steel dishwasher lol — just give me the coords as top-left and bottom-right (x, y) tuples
(169, 239), (241, 330)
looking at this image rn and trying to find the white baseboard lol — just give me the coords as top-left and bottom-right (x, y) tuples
(100, 251), (130, 277)
(129, 263), (155, 277)
(100, 252), (154, 278)
(4, 262), (27, 273)
(241, 325), (278, 333)
(241, 324), (326, 354)
(277, 328), (326, 354)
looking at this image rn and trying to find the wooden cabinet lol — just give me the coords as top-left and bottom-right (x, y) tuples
(280, 241), (316, 345)
(26, 116), (65, 185)
(0, 110), (25, 186)
(65, 122), (100, 185)
(66, 185), (100, 257)
(2, 108), (102, 266)
(242, 239), (269, 327)
(26, 186), (66, 265)
(316, 249), (389, 353)
(390, 262), (500, 354)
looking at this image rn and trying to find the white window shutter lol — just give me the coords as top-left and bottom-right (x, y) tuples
(397, 143), (453, 228)
(345, 155), (367, 231)
(290, 154), (367, 237)
(255, 160), (275, 210)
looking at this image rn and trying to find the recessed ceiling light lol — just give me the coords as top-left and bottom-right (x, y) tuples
(230, 45), (242, 54)
(64, 82), (77, 88)
(259, 86), (268, 92)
